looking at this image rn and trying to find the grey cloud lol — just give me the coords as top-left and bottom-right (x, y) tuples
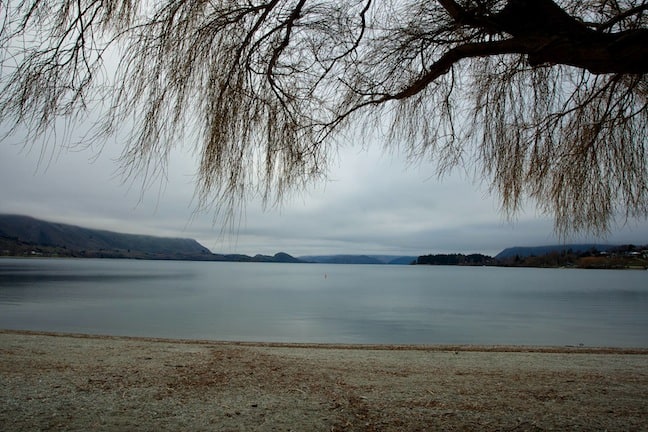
(2, 133), (647, 257)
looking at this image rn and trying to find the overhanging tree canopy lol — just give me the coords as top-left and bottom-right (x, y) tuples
(1, 0), (647, 234)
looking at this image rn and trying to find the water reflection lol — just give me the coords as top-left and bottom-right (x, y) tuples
(0, 258), (646, 347)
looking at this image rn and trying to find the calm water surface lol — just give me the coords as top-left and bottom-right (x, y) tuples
(0, 258), (646, 347)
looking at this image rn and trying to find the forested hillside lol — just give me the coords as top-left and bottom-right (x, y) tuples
(0, 214), (211, 259)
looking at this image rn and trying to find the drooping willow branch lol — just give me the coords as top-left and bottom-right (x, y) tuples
(1, 0), (647, 235)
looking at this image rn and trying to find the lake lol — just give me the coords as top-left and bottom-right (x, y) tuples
(0, 258), (647, 347)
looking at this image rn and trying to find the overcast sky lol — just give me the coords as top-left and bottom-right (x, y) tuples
(3, 121), (648, 258)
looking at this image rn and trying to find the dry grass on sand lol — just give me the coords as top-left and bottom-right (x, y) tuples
(1, 330), (647, 431)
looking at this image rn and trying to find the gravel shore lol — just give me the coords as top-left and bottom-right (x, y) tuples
(1, 330), (647, 431)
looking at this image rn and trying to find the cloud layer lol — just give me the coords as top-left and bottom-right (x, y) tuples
(2, 131), (647, 257)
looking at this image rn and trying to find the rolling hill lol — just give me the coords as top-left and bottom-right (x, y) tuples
(0, 214), (307, 263)
(0, 214), (211, 259)
(494, 244), (616, 260)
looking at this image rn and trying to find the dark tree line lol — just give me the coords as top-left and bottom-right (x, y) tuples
(416, 253), (494, 265)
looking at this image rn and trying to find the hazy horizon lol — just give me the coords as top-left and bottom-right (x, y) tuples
(3, 126), (648, 257)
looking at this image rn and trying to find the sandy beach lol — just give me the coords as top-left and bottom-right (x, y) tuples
(1, 330), (647, 431)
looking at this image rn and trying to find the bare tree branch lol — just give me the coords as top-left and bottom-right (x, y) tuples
(389, 39), (527, 101)
(1, 0), (647, 235)
(590, 2), (648, 31)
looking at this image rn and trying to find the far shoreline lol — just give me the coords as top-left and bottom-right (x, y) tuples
(2, 329), (647, 355)
(2, 254), (648, 270)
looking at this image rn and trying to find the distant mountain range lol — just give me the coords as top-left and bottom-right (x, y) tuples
(0, 214), (302, 263)
(2, 214), (641, 267)
(298, 255), (418, 265)
(0, 214), (422, 264)
(0, 214), (209, 257)
(494, 244), (617, 260)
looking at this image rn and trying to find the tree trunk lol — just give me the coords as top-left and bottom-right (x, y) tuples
(494, 0), (648, 74)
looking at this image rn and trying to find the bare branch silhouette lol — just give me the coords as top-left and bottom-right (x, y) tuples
(1, 0), (647, 234)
